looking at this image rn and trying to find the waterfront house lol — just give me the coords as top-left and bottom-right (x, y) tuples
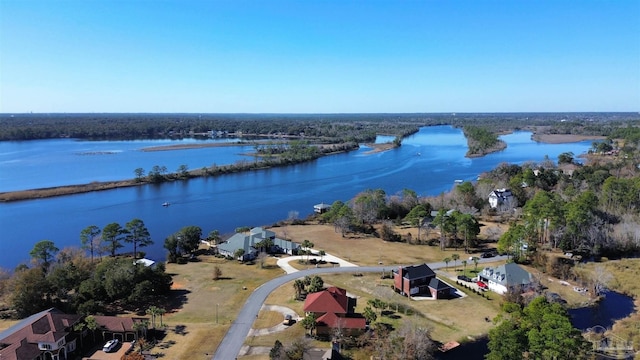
(478, 262), (533, 295)
(488, 188), (514, 209)
(0, 308), (148, 360)
(217, 227), (300, 261)
(314, 203), (332, 214)
(0, 308), (82, 360)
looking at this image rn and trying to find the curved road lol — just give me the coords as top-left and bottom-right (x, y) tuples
(212, 256), (507, 359)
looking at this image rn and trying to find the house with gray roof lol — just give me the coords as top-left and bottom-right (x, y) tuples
(488, 188), (514, 210)
(217, 227), (300, 261)
(478, 262), (533, 295)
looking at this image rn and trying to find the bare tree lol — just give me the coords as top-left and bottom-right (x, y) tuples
(334, 216), (351, 237)
(375, 320), (436, 360)
(288, 210), (300, 223)
(212, 266), (222, 280)
(590, 265), (613, 298)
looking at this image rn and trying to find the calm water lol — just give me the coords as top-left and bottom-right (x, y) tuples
(569, 291), (635, 331)
(0, 126), (593, 269)
(0, 137), (252, 192)
(442, 291), (636, 360)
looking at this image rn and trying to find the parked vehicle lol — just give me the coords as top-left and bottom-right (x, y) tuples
(283, 314), (293, 325)
(103, 339), (119, 353)
(481, 251), (496, 258)
(476, 281), (488, 289)
(457, 275), (472, 282)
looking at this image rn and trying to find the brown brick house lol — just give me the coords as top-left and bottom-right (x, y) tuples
(0, 308), (148, 360)
(93, 315), (148, 342)
(0, 308), (82, 360)
(393, 264), (436, 296)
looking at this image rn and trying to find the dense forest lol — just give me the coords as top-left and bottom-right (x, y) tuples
(0, 112), (637, 141)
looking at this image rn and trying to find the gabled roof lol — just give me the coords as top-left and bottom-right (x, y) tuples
(93, 316), (147, 332)
(396, 263), (435, 280)
(316, 312), (366, 329)
(489, 188), (513, 198)
(304, 287), (349, 314)
(0, 308), (81, 360)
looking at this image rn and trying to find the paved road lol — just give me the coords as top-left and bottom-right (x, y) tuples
(212, 256), (507, 359)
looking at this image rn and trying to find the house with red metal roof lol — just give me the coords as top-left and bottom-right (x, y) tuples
(303, 287), (366, 337)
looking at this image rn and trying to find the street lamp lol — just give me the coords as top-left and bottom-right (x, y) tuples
(216, 304), (219, 324)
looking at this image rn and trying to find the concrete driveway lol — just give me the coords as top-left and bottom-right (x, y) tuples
(276, 252), (357, 274)
(83, 341), (134, 360)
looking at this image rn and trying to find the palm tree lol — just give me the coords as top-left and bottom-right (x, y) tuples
(301, 239), (314, 263)
(462, 260), (468, 276)
(146, 306), (161, 329)
(318, 250), (326, 262)
(471, 256), (480, 271)
(451, 253), (460, 268)
(157, 308), (166, 328)
(293, 279), (305, 300)
(444, 257), (451, 269)
(132, 320), (148, 340)
(300, 313), (317, 336)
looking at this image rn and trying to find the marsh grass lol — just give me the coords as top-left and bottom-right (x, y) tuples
(579, 259), (640, 352)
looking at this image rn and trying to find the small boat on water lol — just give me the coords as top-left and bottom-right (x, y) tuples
(162, 202), (170, 207)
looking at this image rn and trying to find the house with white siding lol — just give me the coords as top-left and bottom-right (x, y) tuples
(488, 188), (514, 209)
(478, 262), (533, 295)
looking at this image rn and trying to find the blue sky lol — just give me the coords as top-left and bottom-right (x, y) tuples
(1, 0), (638, 113)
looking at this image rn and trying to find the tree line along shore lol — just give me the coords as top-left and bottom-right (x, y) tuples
(1, 112), (634, 202)
(0, 131), (608, 202)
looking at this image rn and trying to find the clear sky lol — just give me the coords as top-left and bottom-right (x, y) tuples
(1, 0), (639, 113)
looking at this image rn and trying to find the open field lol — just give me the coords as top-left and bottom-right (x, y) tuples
(272, 222), (501, 267)
(158, 222), (507, 359)
(150, 254), (283, 359)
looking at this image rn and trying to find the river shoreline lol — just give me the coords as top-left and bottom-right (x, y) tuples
(0, 133), (595, 202)
(0, 142), (398, 202)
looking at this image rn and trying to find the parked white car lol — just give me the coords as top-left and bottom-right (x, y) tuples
(103, 339), (119, 352)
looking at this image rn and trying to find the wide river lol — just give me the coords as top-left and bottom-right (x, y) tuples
(0, 126), (593, 269)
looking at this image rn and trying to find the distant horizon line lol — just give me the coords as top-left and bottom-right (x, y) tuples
(1, 111), (639, 115)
